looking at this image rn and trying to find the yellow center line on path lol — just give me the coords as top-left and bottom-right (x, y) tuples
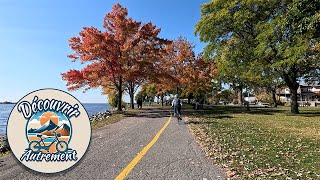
(114, 115), (172, 180)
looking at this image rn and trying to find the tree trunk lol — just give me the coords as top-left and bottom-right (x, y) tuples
(271, 89), (277, 107)
(233, 90), (238, 104)
(130, 93), (134, 109)
(187, 93), (193, 104)
(117, 77), (123, 111)
(161, 93), (164, 106)
(238, 86), (243, 105)
(238, 86), (244, 112)
(289, 86), (299, 114)
(282, 69), (299, 114)
(129, 83), (134, 109)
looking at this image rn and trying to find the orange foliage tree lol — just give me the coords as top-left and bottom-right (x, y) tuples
(182, 53), (216, 99)
(152, 37), (216, 104)
(62, 4), (168, 110)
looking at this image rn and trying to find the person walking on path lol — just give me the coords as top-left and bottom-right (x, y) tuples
(172, 94), (182, 121)
(137, 98), (143, 109)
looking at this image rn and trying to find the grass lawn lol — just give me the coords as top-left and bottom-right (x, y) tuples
(91, 108), (143, 128)
(186, 105), (320, 179)
(91, 113), (124, 128)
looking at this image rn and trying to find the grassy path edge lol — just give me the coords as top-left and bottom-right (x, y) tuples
(186, 117), (234, 179)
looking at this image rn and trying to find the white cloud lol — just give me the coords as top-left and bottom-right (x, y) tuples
(58, 120), (70, 125)
(28, 119), (41, 129)
(29, 119), (39, 124)
(50, 115), (60, 118)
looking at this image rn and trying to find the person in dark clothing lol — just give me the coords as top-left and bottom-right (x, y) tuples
(139, 98), (143, 109)
(137, 98), (143, 109)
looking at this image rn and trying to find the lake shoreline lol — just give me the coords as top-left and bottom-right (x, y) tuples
(0, 103), (111, 135)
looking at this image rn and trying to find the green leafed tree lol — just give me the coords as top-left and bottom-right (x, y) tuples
(196, 0), (320, 114)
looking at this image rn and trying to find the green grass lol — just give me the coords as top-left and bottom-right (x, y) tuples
(91, 114), (124, 128)
(91, 108), (143, 128)
(187, 106), (320, 179)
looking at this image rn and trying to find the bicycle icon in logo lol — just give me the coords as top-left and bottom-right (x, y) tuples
(29, 132), (68, 153)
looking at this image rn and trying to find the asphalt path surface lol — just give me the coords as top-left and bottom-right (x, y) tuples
(0, 108), (225, 180)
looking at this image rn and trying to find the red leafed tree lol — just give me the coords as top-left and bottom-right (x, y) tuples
(153, 37), (195, 94)
(155, 37), (216, 102)
(121, 24), (170, 109)
(182, 53), (216, 97)
(62, 3), (168, 110)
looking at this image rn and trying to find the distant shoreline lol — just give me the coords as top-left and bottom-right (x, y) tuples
(0, 102), (15, 104)
(0, 103), (111, 136)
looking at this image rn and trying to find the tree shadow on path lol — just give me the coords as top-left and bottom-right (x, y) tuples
(183, 105), (288, 117)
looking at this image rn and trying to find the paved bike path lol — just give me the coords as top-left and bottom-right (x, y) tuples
(0, 108), (225, 180)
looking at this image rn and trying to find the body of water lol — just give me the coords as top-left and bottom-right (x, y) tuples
(0, 103), (111, 135)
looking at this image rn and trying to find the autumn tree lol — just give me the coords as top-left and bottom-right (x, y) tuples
(154, 37), (194, 95)
(155, 37), (216, 103)
(181, 53), (216, 102)
(122, 23), (169, 109)
(62, 3), (168, 111)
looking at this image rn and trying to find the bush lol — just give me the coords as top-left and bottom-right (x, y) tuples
(276, 100), (285, 106)
(284, 102), (291, 107)
(108, 92), (126, 108)
(256, 92), (273, 103)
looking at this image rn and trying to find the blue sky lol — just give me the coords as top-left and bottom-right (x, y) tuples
(0, 0), (208, 103)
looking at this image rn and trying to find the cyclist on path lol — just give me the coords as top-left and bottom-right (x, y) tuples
(172, 94), (182, 121)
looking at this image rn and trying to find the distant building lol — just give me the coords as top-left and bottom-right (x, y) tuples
(276, 84), (320, 102)
(244, 97), (257, 103)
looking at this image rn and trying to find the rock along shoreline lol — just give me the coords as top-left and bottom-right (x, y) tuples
(0, 110), (112, 154)
(89, 110), (112, 122)
(0, 135), (9, 153)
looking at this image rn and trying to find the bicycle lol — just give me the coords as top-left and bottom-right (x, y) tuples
(29, 132), (68, 153)
(173, 105), (182, 123)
